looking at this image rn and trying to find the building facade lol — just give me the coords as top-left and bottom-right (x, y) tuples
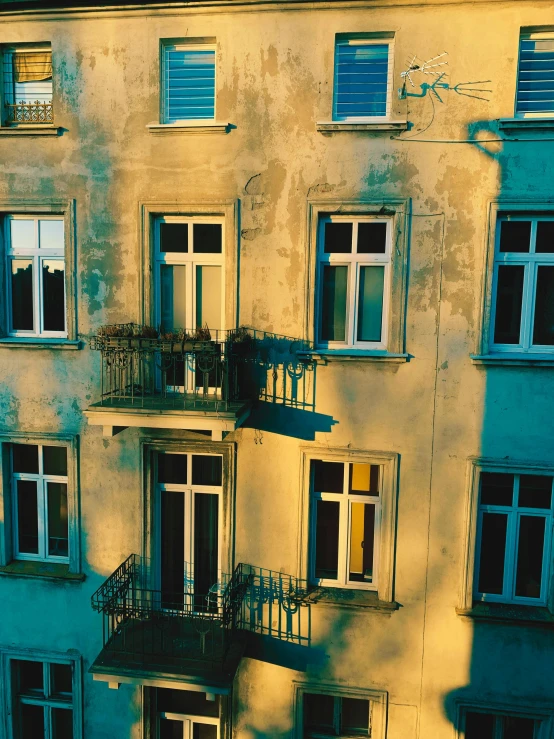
(0, 0), (554, 737)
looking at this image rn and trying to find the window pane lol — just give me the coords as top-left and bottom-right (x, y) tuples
(160, 718), (184, 739)
(52, 707), (73, 739)
(519, 475), (553, 509)
(357, 222), (387, 253)
(312, 460), (344, 493)
(47, 482), (68, 557)
(341, 697), (370, 734)
(39, 219), (64, 249)
(503, 715), (536, 739)
(515, 515), (545, 598)
(349, 502), (375, 583)
(321, 266), (348, 342)
(535, 221), (554, 253)
(465, 711), (495, 739)
(17, 480), (39, 554)
(477, 513), (508, 595)
(193, 724), (218, 739)
(158, 453), (187, 484)
(13, 659), (43, 694)
(12, 444), (39, 474)
(20, 703), (45, 739)
(161, 490), (185, 609)
(195, 265), (221, 329)
(532, 265), (554, 345)
(324, 222), (352, 253)
(517, 37), (554, 114)
(10, 219), (35, 249)
(315, 500), (340, 580)
(350, 463), (379, 495)
(335, 43), (389, 118)
(304, 693), (334, 732)
(11, 259), (34, 331)
(193, 223), (222, 253)
(51, 663), (72, 696)
(480, 472), (514, 506)
(42, 259), (65, 332)
(494, 265), (524, 344)
(194, 493), (219, 606)
(192, 455), (222, 486)
(160, 222), (188, 253)
(499, 221), (531, 252)
(357, 265), (384, 342)
(161, 265), (187, 331)
(43, 446), (68, 476)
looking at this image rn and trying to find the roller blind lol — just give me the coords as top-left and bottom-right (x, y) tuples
(164, 46), (215, 122)
(334, 42), (390, 120)
(517, 36), (554, 115)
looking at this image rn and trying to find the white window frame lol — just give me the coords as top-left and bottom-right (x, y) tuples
(516, 30), (554, 119)
(12, 442), (69, 564)
(309, 460), (381, 591)
(1, 45), (53, 127)
(333, 35), (394, 122)
(457, 701), (553, 739)
(154, 215), (225, 331)
(142, 440), (235, 600)
(161, 40), (216, 125)
(159, 712), (220, 738)
(489, 215), (554, 354)
(4, 214), (66, 338)
(299, 448), (398, 604)
(294, 683), (388, 739)
(306, 200), (409, 358)
(154, 451), (223, 601)
(461, 458), (554, 612)
(1, 648), (83, 739)
(315, 215), (393, 351)
(473, 470), (553, 607)
(0, 433), (81, 574)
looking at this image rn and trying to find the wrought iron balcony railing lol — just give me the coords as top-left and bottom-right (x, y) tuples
(88, 325), (316, 415)
(6, 100), (53, 124)
(91, 554), (311, 682)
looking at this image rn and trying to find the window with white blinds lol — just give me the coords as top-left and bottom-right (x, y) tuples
(333, 37), (393, 120)
(162, 43), (215, 123)
(516, 33), (554, 116)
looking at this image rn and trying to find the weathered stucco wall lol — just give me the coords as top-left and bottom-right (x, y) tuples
(1, 1), (553, 737)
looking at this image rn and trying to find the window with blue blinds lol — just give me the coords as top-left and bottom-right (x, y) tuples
(516, 36), (554, 116)
(163, 45), (215, 123)
(333, 40), (391, 120)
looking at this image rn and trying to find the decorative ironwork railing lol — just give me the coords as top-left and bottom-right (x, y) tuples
(88, 325), (316, 413)
(6, 100), (53, 124)
(91, 555), (311, 671)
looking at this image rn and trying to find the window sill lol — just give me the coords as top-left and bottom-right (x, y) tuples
(456, 602), (554, 626)
(499, 117), (554, 132)
(316, 120), (408, 133)
(147, 122), (231, 135)
(0, 560), (84, 583)
(306, 587), (398, 612)
(0, 125), (62, 136)
(471, 353), (554, 367)
(297, 350), (409, 364)
(0, 338), (82, 350)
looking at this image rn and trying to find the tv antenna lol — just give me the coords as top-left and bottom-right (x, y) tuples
(399, 52), (491, 102)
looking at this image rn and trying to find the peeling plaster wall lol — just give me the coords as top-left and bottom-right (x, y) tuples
(0, 1), (553, 738)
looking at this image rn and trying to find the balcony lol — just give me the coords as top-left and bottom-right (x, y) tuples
(84, 325), (316, 439)
(6, 100), (53, 124)
(90, 555), (311, 693)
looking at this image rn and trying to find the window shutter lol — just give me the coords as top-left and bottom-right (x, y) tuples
(517, 37), (554, 115)
(165, 47), (215, 122)
(334, 43), (389, 120)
